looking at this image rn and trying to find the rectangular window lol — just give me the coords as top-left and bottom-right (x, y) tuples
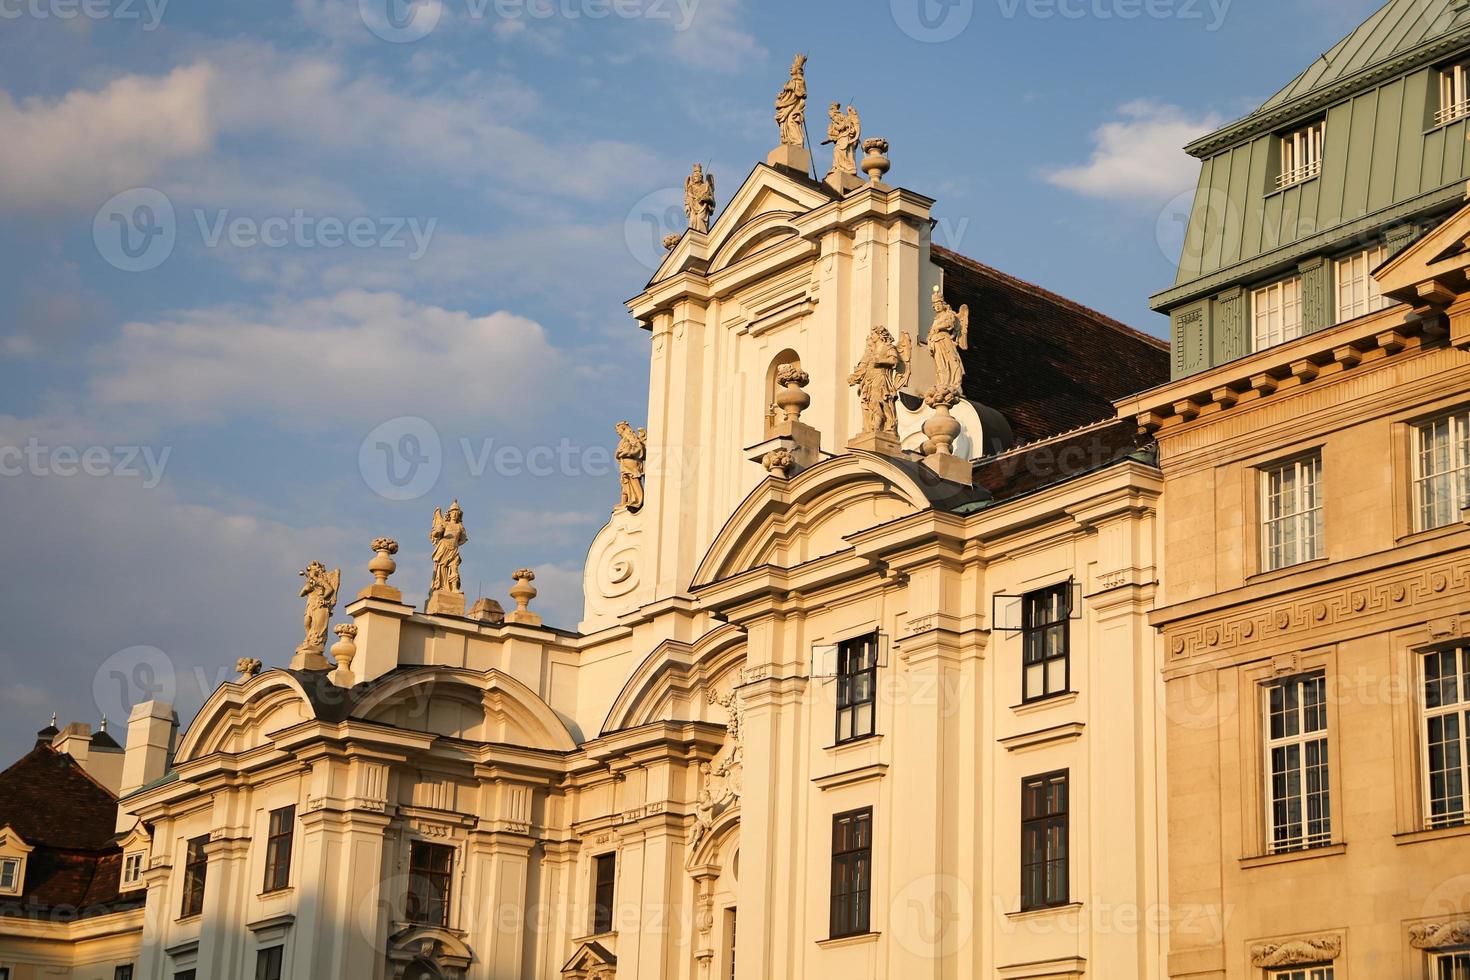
(123, 852), (144, 887)
(1022, 583), (1072, 703)
(1434, 951), (1470, 979)
(1020, 770), (1069, 910)
(1270, 968), (1334, 980)
(724, 908), (737, 980)
(1278, 120), (1324, 188)
(405, 842), (453, 927)
(114, 968), (134, 980)
(254, 945), (283, 980)
(180, 836), (208, 918)
(835, 633), (878, 743)
(0, 858), (19, 893)
(1424, 647), (1470, 828)
(1415, 411), (1470, 532)
(1442, 62), (1470, 124)
(829, 808), (872, 938)
(592, 852), (616, 935)
(1262, 454), (1324, 572)
(175, 971), (195, 980)
(1252, 276), (1304, 351)
(262, 805), (295, 893)
(1335, 245), (1391, 322)
(1264, 674), (1332, 853)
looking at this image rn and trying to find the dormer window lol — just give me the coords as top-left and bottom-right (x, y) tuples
(1278, 120), (1324, 189)
(1440, 62), (1470, 125)
(0, 857), (21, 894)
(0, 826), (33, 897)
(122, 851), (145, 890)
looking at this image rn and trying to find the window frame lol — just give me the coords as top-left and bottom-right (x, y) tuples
(1334, 244), (1391, 323)
(1431, 949), (1470, 979)
(0, 857), (21, 895)
(1277, 120), (1325, 189)
(1413, 410), (1470, 533)
(1441, 62), (1470, 125)
(829, 807), (873, 939)
(834, 632), (879, 745)
(404, 841), (454, 928)
(262, 805), (296, 894)
(1260, 453), (1325, 572)
(254, 945), (283, 980)
(180, 835), (209, 919)
(1269, 967), (1334, 980)
(591, 851), (617, 936)
(113, 967), (134, 980)
(1021, 583), (1073, 704)
(1020, 769), (1070, 911)
(122, 851), (145, 890)
(1421, 645), (1470, 829)
(1262, 672), (1333, 854)
(1252, 276), (1305, 352)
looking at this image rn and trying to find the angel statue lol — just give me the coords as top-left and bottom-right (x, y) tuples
(297, 561), (341, 655)
(928, 286), (971, 390)
(684, 164), (716, 234)
(822, 102), (861, 176)
(847, 325), (912, 436)
(615, 421), (648, 513)
(774, 53), (808, 146)
(429, 500), (468, 596)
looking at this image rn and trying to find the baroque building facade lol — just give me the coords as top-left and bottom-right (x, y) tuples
(1137, 1), (1470, 977)
(0, 78), (1174, 980)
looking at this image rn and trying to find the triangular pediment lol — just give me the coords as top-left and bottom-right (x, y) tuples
(1375, 201), (1470, 305)
(561, 940), (617, 976)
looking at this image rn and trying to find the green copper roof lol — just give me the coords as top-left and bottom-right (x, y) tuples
(1260, 0), (1470, 112)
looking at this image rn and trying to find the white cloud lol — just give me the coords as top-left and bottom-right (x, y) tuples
(667, 0), (762, 73)
(1042, 100), (1222, 203)
(88, 290), (568, 429)
(0, 64), (215, 210)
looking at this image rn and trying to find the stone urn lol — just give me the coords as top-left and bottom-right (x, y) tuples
(922, 386), (963, 457)
(861, 138), (891, 184)
(774, 365), (811, 425)
(369, 538), (398, 583)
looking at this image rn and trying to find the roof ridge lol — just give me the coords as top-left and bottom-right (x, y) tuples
(931, 245), (1168, 351)
(977, 416), (1131, 464)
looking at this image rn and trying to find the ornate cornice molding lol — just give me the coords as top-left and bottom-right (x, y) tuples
(1249, 934), (1342, 967)
(1410, 919), (1470, 950)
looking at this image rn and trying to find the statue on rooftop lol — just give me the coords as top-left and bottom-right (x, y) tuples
(774, 53), (808, 146)
(928, 286), (971, 390)
(684, 163), (716, 234)
(429, 500), (468, 596)
(297, 561), (340, 658)
(823, 103), (861, 177)
(848, 325), (912, 437)
(615, 421), (648, 512)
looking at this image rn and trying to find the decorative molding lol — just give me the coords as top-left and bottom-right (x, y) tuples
(1409, 919), (1470, 950)
(811, 762), (888, 791)
(998, 722), (1085, 754)
(1249, 934), (1342, 967)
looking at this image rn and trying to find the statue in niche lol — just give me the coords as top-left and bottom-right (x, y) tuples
(822, 102), (861, 176)
(774, 53), (808, 146)
(847, 325), (912, 436)
(297, 561), (340, 655)
(615, 421), (648, 512)
(428, 500), (467, 596)
(928, 286), (971, 390)
(684, 164), (716, 233)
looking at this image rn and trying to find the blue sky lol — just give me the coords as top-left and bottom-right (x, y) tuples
(0, 0), (1388, 757)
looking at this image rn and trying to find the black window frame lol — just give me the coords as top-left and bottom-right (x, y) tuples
(591, 852), (617, 935)
(1020, 769), (1069, 911)
(405, 841), (454, 927)
(835, 632), (879, 745)
(262, 805), (296, 893)
(174, 971), (196, 980)
(1021, 583), (1072, 704)
(255, 945), (283, 980)
(180, 835), (209, 918)
(829, 807), (873, 939)
(114, 967), (134, 980)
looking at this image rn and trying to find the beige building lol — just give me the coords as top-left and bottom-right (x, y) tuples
(0, 96), (1174, 979)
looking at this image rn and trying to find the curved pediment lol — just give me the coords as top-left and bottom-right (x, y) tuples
(601, 622), (747, 735)
(176, 671), (314, 762)
(708, 210), (802, 272)
(352, 667), (579, 751)
(691, 453), (936, 589)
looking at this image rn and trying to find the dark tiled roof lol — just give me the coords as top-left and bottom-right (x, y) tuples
(933, 246), (1169, 446)
(969, 419), (1155, 505)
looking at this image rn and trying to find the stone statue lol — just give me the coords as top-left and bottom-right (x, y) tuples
(615, 421), (648, 512)
(774, 53), (807, 146)
(688, 761), (719, 853)
(429, 500), (468, 596)
(297, 561), (341, 656)
(928, 286), (970, 390)
(684, 164), (716, 234)
(847, 325), (912, 436)
(822, 103), (861, 176)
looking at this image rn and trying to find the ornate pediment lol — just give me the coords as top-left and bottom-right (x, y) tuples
(1410, 919), (1470, 950)
(387, 925), (473, 980)
(561, 940), (617, 980)
(1376, 199), (1470, 308)
(1249, 934), (1342, 967)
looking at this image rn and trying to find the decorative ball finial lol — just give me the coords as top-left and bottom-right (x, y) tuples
(330, 624), (359, 688)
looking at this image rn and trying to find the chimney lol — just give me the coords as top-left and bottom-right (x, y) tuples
(120, 700), (178, 799)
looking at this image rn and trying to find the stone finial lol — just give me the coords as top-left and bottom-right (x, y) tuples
(861, 138), (891, 184)
(236, 658), (264, 680)
(919, 385), (972, 485)
(359, 537), (402, 601)
(763, 447), (795, 479)
(293, 561), (341, 671)
(330, 623), (359, 688)
(662, 234), (680, 251)
(507, 569), (541, 626)
(774, 365), (811, 426)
